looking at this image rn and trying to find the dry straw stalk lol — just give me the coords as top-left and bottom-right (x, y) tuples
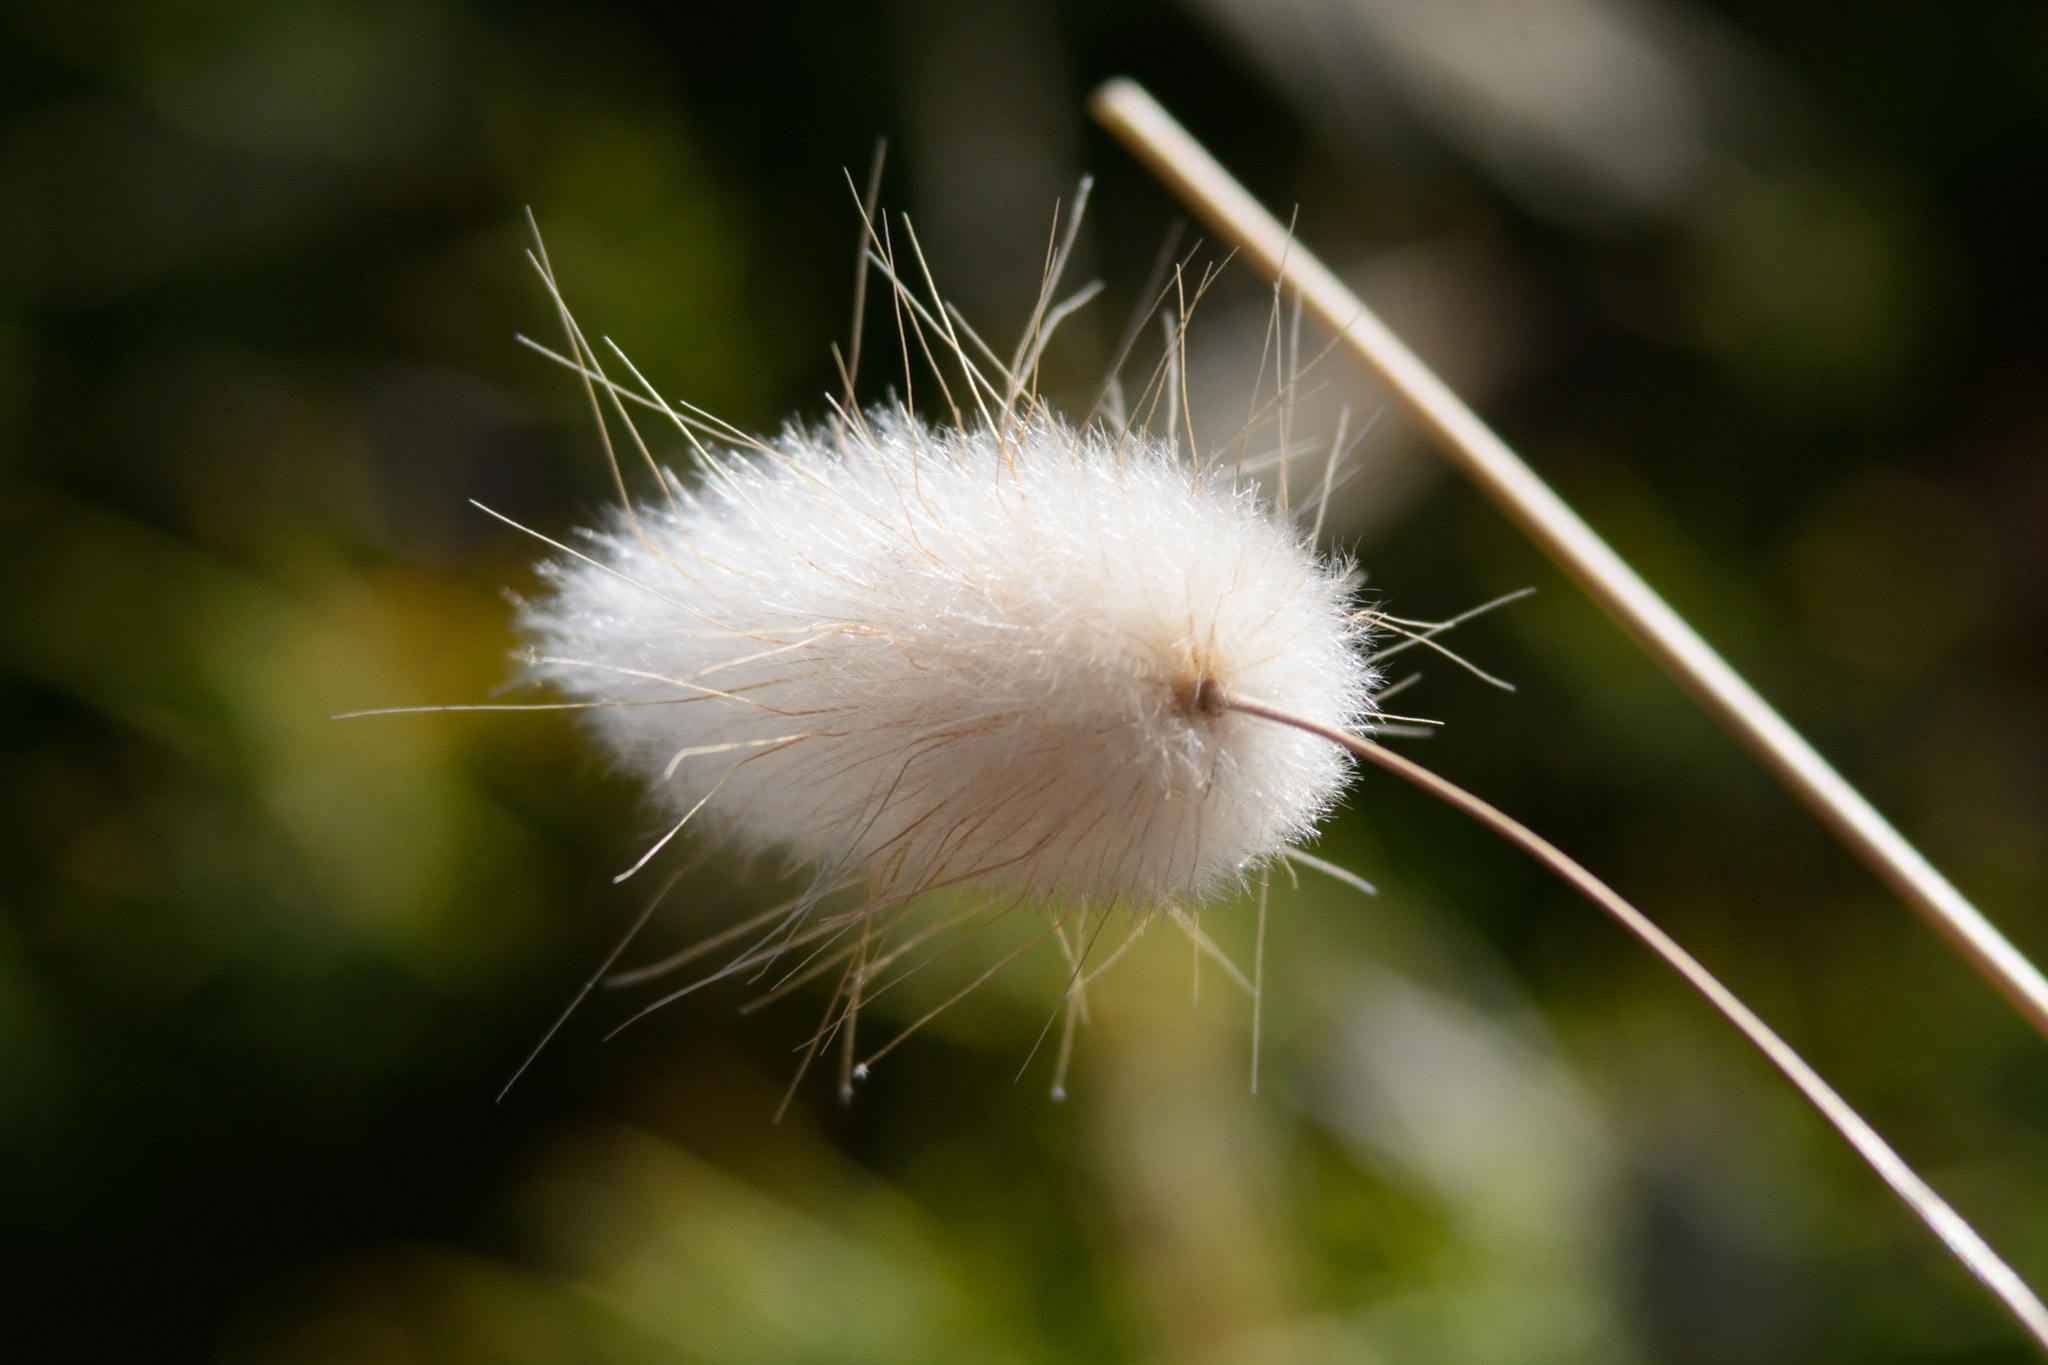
(1091, 77), (2048, 1044)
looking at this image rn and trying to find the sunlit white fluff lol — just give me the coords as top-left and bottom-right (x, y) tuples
(521, 406), (1373, 905)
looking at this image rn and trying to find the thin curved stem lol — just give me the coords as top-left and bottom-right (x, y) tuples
(1223, 693), (2048, 1354)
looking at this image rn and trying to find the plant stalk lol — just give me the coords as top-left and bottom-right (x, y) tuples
(1224, 693), (2048, 1353)
(1092, 77), (2048, 1045)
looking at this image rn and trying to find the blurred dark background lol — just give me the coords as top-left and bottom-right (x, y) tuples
(3, 2), (2048, 1362)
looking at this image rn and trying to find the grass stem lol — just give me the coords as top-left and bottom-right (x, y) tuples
(1093, 77), (2048, 1046)
(1225, 693), (2048, 1354)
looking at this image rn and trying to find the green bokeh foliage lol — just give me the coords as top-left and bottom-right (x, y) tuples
(3, 3), (2047, 1362)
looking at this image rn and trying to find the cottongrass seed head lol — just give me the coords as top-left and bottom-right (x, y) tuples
(522, 405), (1376, 908)
(491, 181), (1387, 1106)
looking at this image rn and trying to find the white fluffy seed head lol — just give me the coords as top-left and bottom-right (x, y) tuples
(522, 406), (1374, 906)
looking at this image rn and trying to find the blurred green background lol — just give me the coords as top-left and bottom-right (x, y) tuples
(4, 2), (2048, 1362)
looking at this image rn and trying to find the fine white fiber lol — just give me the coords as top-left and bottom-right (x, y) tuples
(520, 405), (1375, 908)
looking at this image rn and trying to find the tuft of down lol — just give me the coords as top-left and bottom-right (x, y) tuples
(522, 406), (1374, 905)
